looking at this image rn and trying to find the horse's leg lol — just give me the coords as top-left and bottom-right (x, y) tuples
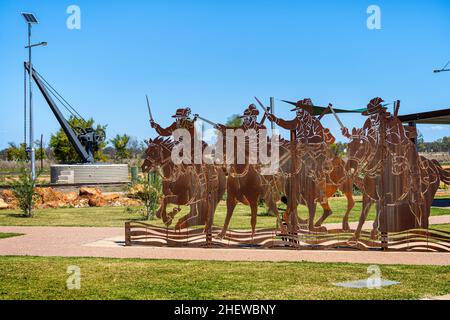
(307, 200), (325, 232)
(314, 201), (332, 227)
(156, 196), (164, 219)
(370, 201), (380, 240)
(249, 197), (259, 237)
(342, 189), (355, 231)
(157, 182), (172, 219)
(217, 196), (237, 239)
(267, 197), (286, 233)
(157, 195), (171, 225)
(204, 195), (215, 235)
(175, 203), (197, 230)
(158, 192), (181, 226)
(351, 193), (373, 241)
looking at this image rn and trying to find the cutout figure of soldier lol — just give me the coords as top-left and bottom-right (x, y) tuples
(267, 98), (335, 205)
(215, 104), (267, 164)
(342, 97), (424, 236)
(151, 107), (198, 140)
(216, 104), (266, 132)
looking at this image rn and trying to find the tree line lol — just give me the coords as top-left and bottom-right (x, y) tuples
(1, 115), (448, 164)
(0, 116), (146, 164)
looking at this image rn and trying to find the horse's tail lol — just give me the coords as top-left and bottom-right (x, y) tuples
(432, 159), (450, 185)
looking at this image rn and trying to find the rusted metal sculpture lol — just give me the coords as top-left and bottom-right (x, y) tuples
(343, 98), (450, 241)
(134, 98), (450, 252)
(142, 137), (226, 232)
(143, 106), (226, 235)
(214, 104), (285, 237)
(267, 99), (354, 232)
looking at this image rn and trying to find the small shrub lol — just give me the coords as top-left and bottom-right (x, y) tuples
(127, 171), (162, 220)
(11, 166), (38, 217)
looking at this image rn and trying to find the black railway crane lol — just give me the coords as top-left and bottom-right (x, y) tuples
(24, 62), (105, 163)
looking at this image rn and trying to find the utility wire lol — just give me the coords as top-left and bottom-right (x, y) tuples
(33, 69), (87, 122)
(34, 70), (85, 121)
(37, 75), (79, 120)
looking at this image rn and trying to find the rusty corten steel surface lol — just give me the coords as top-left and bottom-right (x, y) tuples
(139, 98), (450, 251)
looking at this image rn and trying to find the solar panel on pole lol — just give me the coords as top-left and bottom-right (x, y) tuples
(21, 12), (38, 24)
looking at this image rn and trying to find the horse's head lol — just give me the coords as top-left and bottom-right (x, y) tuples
(141, 137), (174, 172)
(346, 128), (370, 175)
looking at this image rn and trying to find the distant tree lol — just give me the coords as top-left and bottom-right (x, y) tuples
(5, 142), (27, 161)
(330, 142), (347, 157)
(421, 136), (450, 153)
(226, 114), (243, 128)
(0, 148), (7, 160)
(442, 136), (450, 151)
(5, 141), (45, 162)
(417, 132), (425, 152)
(49, 116), (107, 163)
(103, 146), (116, 159)
(110, 134), (131, 161)
(127, 137), (145, 159)
(34, 139), (46, 161)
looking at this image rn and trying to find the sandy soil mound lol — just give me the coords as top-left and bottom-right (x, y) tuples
(0, 187), (142, 210)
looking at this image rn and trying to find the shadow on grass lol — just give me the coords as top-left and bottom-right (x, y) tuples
(4, 213), (29, 219)
(126, 217), (158, 223)
(0, 233), (25, 239)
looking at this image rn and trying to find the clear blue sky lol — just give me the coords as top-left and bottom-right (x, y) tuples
(1, 0), (449, 148)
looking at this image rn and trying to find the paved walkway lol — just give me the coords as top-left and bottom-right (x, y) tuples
(423, 294), (450, 300)
(0, 215), (449, 266)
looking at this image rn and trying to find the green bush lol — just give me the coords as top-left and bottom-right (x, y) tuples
(11, 167), (38, 217)
(127, 171), (163, 220)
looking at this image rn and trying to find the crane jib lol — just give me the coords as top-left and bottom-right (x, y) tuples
(24, 62), (99, 163)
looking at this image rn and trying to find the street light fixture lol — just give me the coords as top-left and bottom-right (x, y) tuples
(25, 41), (48, 49)
(433, 60), (450, 73)
(433, 69), (450, 73)
(21, 12), (47, 184)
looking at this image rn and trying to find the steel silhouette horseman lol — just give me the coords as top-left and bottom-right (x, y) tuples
(151, 108), (200, 156)
(268, 99), (335, 145)
(142, 137), (226, 232)
(215, 104), (266, 132)
(266, 98), (336, 232)
(342, 97), (446, 241)
(268, 98), (335, 201)
(215, 104), (286, 237)
(151, 107), (198, 137)
(148, 108), (224, 238)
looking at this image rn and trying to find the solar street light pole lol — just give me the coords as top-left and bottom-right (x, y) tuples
(22, 13), (46, 182)
(27, 21), (36, 181)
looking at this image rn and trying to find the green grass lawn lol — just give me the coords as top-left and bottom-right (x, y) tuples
(0, 233), (23, 240)
(0, 197), (448, 229)
(0, 256), (448, 300)
(431, 224), (450, 232)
